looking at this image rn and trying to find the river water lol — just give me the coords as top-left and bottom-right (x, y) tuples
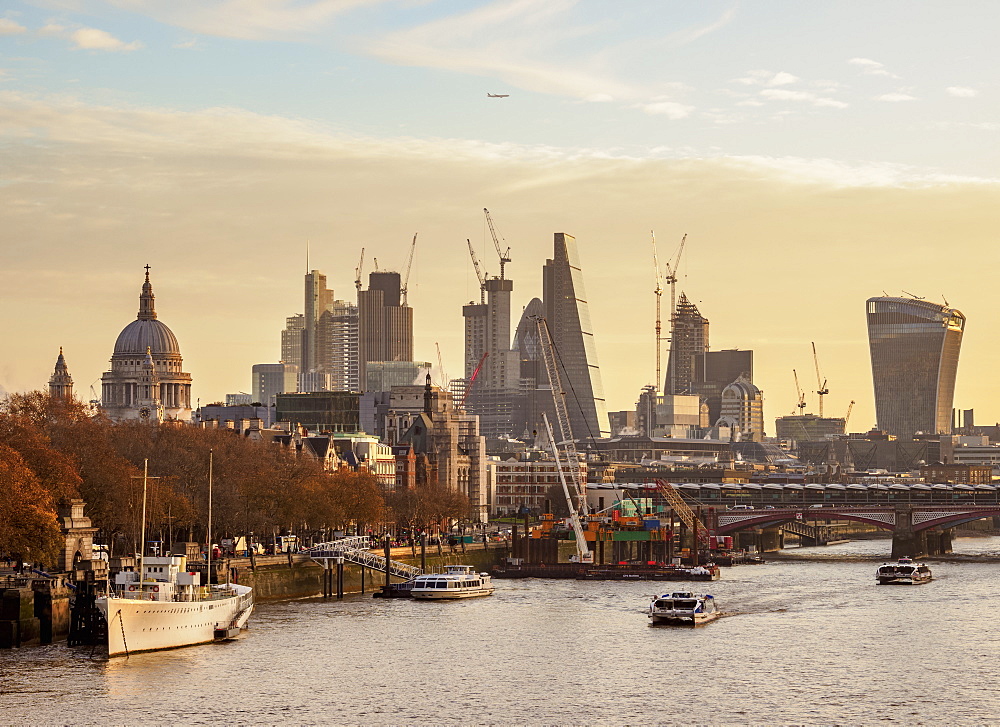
(3, 536), (1000, 725)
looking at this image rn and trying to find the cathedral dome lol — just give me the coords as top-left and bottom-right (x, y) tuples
(113, 319), (181, 356)
(112, 267), (182, 357)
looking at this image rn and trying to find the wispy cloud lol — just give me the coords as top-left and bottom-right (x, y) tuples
(0, 18), (27, 35)
(173, 39), (198, 50)
(733, 70), (800, 87)
(103, 0), (388, 41)
(637, 101), (694, 119)
(71, 27), (142, 52)
(848, 57), (899, 78)
(670, 4), (738, 44)
(760, 88), (848, 109)
(875, 92), (916, 102)
(946, 86), (978, 98)
(367, 0), (646, 102)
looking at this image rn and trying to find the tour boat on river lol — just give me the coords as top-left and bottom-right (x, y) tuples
(410, 565), (495, 600)
(96, 554), (253, 657)
(876, 557), (932, 585)
(648, 591), (720, 625)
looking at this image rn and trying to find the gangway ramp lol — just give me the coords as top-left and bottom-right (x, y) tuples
(304, 537), (423, 580)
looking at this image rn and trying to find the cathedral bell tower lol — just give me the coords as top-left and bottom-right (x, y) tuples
(49, 347), (74, 401)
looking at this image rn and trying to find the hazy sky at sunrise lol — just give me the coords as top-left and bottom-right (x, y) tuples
(2, 0), (999, 431)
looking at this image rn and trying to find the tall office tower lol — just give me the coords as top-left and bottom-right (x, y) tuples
(542, 233), (609, 438)
(718, 375), (765, 441)
(664, 293), (709, 395)
(510, 297), (550, 439)
(303, 270), (334, 373)
(690, 349), (754, 425)
(252, 362), (298, 407)
(358, 270), (413, 388)
(463, 276), (519, 440)
(320, 299), (359, 391)
(281, 314), (305, 370)
(866, 296), (965, 438)
(48, 347), (74, 401)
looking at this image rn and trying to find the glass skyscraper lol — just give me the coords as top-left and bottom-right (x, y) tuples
(866, 297), (965, 439)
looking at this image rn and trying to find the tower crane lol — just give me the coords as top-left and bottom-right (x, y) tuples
(793, 369), (807, 415)
(844, 400), (855, 427)
(663, 233), (687, 394)
(484, 208), (511, 281)
(461, 352), (488, 409)
(651, 231), (664, 394)
(466, 239), (487, 304)
(400, 233), (417, 306)
(812, 341), (828, 417)
(533, 316), (588, 519)
(354, 248), (365, 292)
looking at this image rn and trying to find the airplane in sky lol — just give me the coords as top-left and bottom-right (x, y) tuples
(487, 93), (509, 98)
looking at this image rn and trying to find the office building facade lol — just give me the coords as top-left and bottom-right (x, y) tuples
(866, 297), (965, 438)
(664, 293), (709, 395)
(358, 270), (413, 388)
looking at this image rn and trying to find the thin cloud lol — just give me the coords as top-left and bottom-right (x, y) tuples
(946, 86), (978, 98)
(670, 4), (738, 44)
(875, 92), (916, 102)
(0, 18), (27, 35)
(760, 88), (848, 108)
(637, 101), (694, 119)
(173, 39), (198, 49)
(71, 27), (143, 52)
(104, 0), (388, 41)
(733, 70), (800, 87)
(848, 57), (899, 78)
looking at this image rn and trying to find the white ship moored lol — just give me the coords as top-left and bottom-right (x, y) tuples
(410, 565), (495, 600)
(96, 555), (253, 657)
(648, 591), (719, 625)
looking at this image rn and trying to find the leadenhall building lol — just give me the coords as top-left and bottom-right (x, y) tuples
(101, 267), (193, 423)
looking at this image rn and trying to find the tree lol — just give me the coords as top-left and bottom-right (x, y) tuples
(0, 445), (62, 564)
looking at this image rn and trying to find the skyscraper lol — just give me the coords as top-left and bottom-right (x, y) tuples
(303, 270), (333, 373)
(866, 296), (965, 438)
(542, 232), (609, 438)
(358, 270), (413, 387)
(664, 293), (709, 395)
(690, 349), (754, 426)
(463, 276), (519, 440)
(281, 314), (305, 370)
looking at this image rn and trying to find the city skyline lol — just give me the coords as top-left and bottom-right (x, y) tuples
(3, 1), (999, 430)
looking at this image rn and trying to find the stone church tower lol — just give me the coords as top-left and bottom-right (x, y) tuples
(48, 347), (74, 401)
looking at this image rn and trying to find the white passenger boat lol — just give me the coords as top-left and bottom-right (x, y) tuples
(410, 565), (495, 600)
(96, 555), (253, 657)
(876, 557), (932, 585)
(648, 591), (719, 625)
(94, 458), (253, 657)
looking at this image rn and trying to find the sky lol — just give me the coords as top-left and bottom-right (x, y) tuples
(2, 0), (999, 433)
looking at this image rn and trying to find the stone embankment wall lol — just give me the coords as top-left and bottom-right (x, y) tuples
(0, 580), (72, 648)
(225, 546), (504, 601)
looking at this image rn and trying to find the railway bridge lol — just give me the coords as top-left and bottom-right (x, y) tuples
(710, 505), (1000, 557)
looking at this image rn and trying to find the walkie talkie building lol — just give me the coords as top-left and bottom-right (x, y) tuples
(866, 297), (965, 439)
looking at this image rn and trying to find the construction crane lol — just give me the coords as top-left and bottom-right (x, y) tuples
(542, 412), (591, 563)
(435, 342), (447, 387)
(793, 369), (807, 415)
(533, 316), (588, 517)
(461, 352), (488, 409)
(466, 239), (487, 304)
(844, 400), (855, 427)
(400, 233), (417, 306)
(812, 341), (828, 417)
(484, 208), (511, 281)
(354, 248), (365, 292)
(651, 231), (664, 394)
(653, 479), (710, 546)
(663, 233), (687, 394)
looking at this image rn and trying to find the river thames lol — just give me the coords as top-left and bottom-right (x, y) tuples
(3, 537), (1000, 724)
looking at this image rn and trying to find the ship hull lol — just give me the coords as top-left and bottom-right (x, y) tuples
(97, 585), (253, 657)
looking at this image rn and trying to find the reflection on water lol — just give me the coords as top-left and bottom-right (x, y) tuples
(4, 537), (1000, 724)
